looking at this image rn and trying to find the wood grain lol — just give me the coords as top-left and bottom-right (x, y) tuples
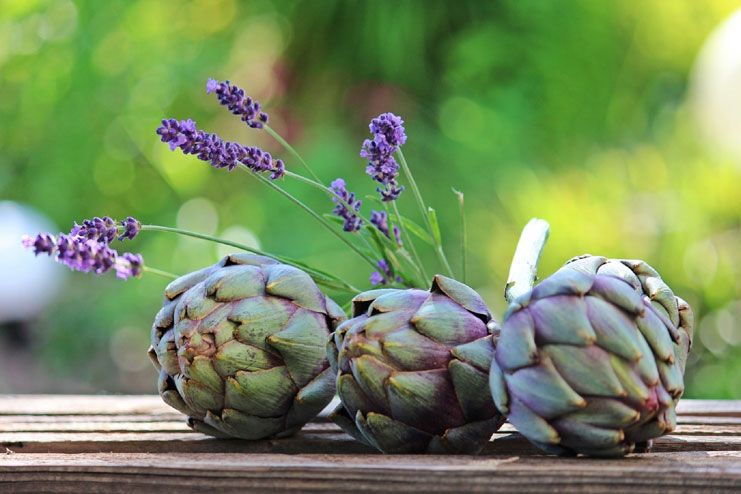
(0, 396), (739, 493)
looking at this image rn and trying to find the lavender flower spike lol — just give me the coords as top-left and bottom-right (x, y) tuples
(369, 112), (407, 149)
(206, 78), (269, 129)
(370, 210), (390, 237)
(370, 210), (403, 247)
(330, 178), (363, 232)
(361, 112), (407, 201)
(22, 232), (143, 280)
(369, 259), (401, 286)
(156, 119), (285, 179)
(70, 216), (118, 244)
(118, 216), (141, 241)
(115, 252), (144, 280)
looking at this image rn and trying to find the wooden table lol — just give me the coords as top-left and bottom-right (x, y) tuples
(0, 396), (739, 493)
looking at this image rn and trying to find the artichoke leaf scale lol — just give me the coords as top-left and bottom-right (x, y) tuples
(506, 353), (586, 419)
(381, 327), (451, 371)
(542, 344), (626, 397)
(586, 296), (643, 361)
(530, 296), (596, 346)
(387, 369), (465, 435)
(225, 366), (297, 417)
(412, 294), (488, 346)
(451, 335), (495, 371)
(349, 355), (394, 414)
(448, 359), (497, 421)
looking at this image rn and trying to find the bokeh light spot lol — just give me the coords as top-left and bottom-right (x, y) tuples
(177, 197), (219, 236)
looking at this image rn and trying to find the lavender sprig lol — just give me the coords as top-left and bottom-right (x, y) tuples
(70, 216), (118, 244)
(156, 119), (285, 179)
(23, 215), (147, 280)
(361, 112), (407, 202)
(330, 179), (362, 232)
(115, 252), (144, 280)
(206, 78), (268, 129)
(118, 216), (142, 241)
(370, 210), (402, 247)
(22, 232), (142, 280)
(369, 259), (401, 286)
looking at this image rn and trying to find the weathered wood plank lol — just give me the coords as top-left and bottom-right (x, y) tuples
(0, 395), (739, 493)
(0, 395), (171, 415)
(0, 452), (739, 493)
(2, 429), (741, 455)
(2, 420), (740, 437)
(2, 396), (738, 415)
(2, 413), (739, 428)
(676, 400), (741, 416)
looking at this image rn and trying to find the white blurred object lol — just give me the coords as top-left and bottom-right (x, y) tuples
(216, 225), (262, 259)
(691, 8), (741, 160)
(0, 202), (65, 323)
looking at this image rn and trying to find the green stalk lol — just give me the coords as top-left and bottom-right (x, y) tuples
(245, 169), (379, 271)
(264, 125), (322, 183)
(396, 149), (454, 277)
(263, 129), (424, 281)
(286, 170), (425, 285)
(140, 224), (361, 293)
(505, 218), (550, 304)
(142, 224), (274, 255)
(142, 266), (179, 280)
(453, 189), (467, 283)
(391, 201), (429, 282)
(287, 170), (386, 246)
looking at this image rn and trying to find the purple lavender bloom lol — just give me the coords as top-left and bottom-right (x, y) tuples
(360, 112), (407, 201)
(22, 233), (56, 256)
(330, 178), (362, 232)
(370, 210), (389, 237)
(156, 119), (284, 179)
(370, 210), (403, 246)
(118, 216), (141, 241)
(22, 231), (143, 280)
(70, 216), (118, 244)
(369, 270), (385, 286)
(115, 252), (144, 280)
(206, 78), (269, 129)
(392, 225), (402, 247)
(55, 234), (117, 274)
(378, 179), (404, 202)
(369, 259), (401, 286)
(369, 112), (407, 148)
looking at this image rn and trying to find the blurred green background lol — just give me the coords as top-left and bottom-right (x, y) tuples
(0, 0), (739, 397)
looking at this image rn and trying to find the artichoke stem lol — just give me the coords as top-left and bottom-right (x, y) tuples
(505, 218), (550, 304)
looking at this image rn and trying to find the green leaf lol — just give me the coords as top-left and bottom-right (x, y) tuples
(364, 194), (384, 206)
(383, 246), (422, 288)
(428, 207), (442, 246)
(400, 216), (433, 245)
(366, 225), (392, 256)
(322, 214), (345, 226)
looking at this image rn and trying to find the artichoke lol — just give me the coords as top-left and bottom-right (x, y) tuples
(490, 255), (694, 457)
(149, 253), (346, 440)
(327, 275), (505, 453)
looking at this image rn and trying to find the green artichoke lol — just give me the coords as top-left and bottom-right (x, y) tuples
(148, 253), (346, 440)
(490, 255), (693, 457)
(327, 275), (505, 453)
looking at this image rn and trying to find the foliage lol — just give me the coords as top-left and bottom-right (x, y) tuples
(0, 0), (739, 397)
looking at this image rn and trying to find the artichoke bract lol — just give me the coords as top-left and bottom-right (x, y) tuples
(490, 255), (693, 457)
(327, 275), (505, 454)
(149, 253), (346, 440)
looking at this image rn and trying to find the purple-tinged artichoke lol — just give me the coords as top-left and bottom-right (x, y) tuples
(149, 253), (346, 440)
(327, 275), (505, 454)
(490, 255), (693, 457)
